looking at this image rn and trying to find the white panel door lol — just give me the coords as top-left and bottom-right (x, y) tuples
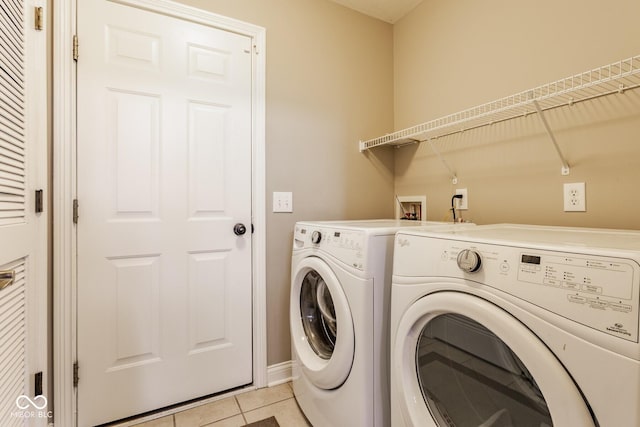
(0, 0), (47, 424)
(77, 1), (253, 425)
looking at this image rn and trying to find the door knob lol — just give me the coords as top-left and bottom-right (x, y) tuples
(234, 223), (247, 236)
(0, 270), (15, 291)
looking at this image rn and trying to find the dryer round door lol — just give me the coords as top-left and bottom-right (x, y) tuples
(394, 291), (596, 427)
(290, 256), (355, 390)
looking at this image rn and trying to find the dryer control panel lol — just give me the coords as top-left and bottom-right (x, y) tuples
(294, 225), (366, 270)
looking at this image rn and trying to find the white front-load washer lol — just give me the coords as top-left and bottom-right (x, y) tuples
(390, 224), (640, 427)
(290, 220), (475, 427)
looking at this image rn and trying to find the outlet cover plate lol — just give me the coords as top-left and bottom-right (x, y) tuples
(563, 182), (586, 212)
(455, 188), (468, 210)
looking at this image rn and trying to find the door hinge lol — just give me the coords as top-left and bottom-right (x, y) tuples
(35, 189), (43, 213)
(34, 7), (43, 31)
(73, 199), (79, 224)
(73, 362), (79, 388)
(35, 371), (43, 396)
(73, 35), (79, 61)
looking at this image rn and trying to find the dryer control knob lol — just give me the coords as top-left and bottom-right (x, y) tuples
(311, 230), (322, 244)
(457, 249), (482, 273)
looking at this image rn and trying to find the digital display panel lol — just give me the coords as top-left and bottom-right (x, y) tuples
(521, 254), (541, 265)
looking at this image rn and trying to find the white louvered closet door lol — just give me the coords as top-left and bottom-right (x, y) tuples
(0, 0), (47, 424)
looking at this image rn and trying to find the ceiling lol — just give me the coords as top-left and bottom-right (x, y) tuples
(328, 0), (424, 23)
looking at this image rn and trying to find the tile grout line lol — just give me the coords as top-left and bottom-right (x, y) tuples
(128, 382), (298, 427)
(238, 396), (297, 426)
(235, 395), (248, 425)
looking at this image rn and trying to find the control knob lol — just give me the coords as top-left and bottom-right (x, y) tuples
(311, 230), (322, 244)
(457, 249), (482, 273)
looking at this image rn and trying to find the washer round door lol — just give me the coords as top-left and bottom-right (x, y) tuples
(290, 256), (355, 390)
(394, 291), (596, 427)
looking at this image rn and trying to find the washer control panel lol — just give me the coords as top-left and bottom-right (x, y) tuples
(394, 236), (640, 343)
(294, 225), (365, 270)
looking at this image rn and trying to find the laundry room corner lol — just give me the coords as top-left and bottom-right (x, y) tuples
(392, 0), (640, 229)
(20, 0), (640, 425)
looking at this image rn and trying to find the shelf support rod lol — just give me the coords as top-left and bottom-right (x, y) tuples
(428, 139), (458, 184)
(532, 100), (570, 175)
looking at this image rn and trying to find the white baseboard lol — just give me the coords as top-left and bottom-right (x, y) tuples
(267, 360), (293, 387)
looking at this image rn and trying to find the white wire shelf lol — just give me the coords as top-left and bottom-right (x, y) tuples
(359, 55), (640, 152)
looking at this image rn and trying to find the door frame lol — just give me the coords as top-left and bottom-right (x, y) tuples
(52, 0), (267, 424)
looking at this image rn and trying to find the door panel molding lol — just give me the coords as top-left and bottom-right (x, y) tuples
(53, 1), (266, 424)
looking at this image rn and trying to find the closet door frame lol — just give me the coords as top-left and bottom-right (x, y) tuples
(52, 1), (267, 424)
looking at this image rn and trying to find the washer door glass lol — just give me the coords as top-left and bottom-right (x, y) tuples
(290, 256), (356, 390)
(417, 313), (552, 427)
(393, 291), (595, 427)
(300, 269), (337, 359)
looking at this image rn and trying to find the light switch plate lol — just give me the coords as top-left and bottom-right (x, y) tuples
(273, 192), (293, 213)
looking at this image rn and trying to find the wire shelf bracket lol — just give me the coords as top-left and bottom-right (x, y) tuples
(358, 54), (640, 176)
(428, 139), (458, 184)
(532, 99), (570, 175)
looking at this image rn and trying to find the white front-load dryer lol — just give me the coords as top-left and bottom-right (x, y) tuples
(390, 224), (640, 427)
(290, 220), (474, 427)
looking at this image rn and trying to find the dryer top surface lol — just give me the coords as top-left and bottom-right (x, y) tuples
(399, 223), (640, 255)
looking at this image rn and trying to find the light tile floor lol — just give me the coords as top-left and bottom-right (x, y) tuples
(128, 382), (311, 427)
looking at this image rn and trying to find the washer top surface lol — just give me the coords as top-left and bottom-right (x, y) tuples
(296, 219), (468, 236)
(399, 223), (640, 254)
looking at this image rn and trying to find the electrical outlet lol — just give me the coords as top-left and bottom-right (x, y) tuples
(455, 188), (468, 210)
(563, 182), (586, 212)
(273, 191), (293, 213)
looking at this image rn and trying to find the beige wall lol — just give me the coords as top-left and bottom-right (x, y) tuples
(174, 0), (395, 365)
(394, 0), (640, 228)
(167, 0), (640, 368)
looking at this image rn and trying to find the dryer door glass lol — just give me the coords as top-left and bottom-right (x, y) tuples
(416, 313), (553, 427)
(300, 270), (337, 359)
